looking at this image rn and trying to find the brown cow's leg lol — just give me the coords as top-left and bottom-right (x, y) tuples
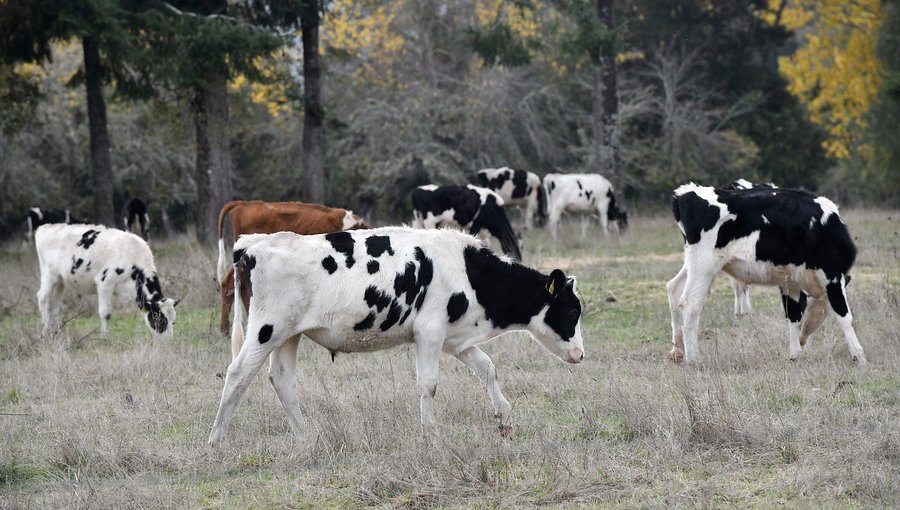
(220, 268), (234, 335)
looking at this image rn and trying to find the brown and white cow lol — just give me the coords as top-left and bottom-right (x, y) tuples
(216, 200), (370, 342)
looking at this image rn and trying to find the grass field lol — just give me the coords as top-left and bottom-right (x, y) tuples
(1, 211), (898, 509)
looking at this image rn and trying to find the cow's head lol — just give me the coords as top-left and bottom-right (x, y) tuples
(144, 297), (179, 340)
(615, 210), (629, 233)
(534, 269), (585, 364)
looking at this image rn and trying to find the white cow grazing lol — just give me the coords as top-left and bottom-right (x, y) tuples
(543, 173), (628, 238)
(475, 167), (546, 229)
(35, 224), (178, 339)
(208, 227), (585, 446)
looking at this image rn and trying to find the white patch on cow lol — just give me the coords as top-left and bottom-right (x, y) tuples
(466, 184), (504, 207)
(341, 210), (358, 231)
(417, 184), (438, 191)
(30, 207), (43, 220)
(809, 217), (816, 230)
(814, 196), (840, 224)
(734, 178), (753, 189)
(761, 214), (769, 224)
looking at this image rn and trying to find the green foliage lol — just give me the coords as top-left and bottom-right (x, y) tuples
(558, 0), (617, 63)
(0, 66), (41, 134)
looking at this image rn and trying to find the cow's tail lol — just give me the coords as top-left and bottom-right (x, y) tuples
(488, 211), (523, 261)
(230, 250), (247, 360)
(216, 201), (241, 283)
(536, 184), (548, 224)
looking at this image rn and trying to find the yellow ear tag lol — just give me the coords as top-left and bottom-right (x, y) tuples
(546, 280), (556, 295)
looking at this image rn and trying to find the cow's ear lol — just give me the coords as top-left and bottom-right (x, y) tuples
(172, 298), (181, 307)
(546, 269), (567, 297)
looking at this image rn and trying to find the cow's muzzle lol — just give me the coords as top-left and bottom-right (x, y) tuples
(566, 346), (585, 364)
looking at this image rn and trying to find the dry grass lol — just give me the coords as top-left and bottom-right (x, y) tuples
(1, 211), (898, 509)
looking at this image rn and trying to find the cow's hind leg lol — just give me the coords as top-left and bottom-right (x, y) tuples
(414, 336), (443, 432)
(268, 335), (305, 435)
(208, 321), (286, 446)
(97, 283), (115, 336)
(780, 289), (806, 360)
(453, 346), (513, 437)
(825, 276), (866, 364)
(37, 275), (64, 336)
(666, 264), (688, 362)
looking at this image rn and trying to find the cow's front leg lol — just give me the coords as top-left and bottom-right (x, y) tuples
(414, 339), (442, 432)
(453, 346), (513, 437)
(666, 264), (688, 362)
(97, 285), (114, 336)
(679, 267), (718, 363)
(780, 289), (805, 360)
(824, 276), (866, 364)
(268, 335), (305, 435)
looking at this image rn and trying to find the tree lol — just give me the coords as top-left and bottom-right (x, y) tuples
(0, 0), (150, 226)
(300, 2), (326, 203)
(594, 0), (621, 193)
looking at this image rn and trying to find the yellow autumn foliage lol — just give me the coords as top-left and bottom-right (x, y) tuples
(768, 0), (883, 159)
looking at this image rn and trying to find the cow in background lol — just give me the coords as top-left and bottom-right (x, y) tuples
(122, 197), (151, 240)
(475, 167), (547, 229)
(216, 200), (370, 339)
(35, 223), (178, 339)
(543, 173), (628, 238)
(24, 207), (83, 245)
(412, 184), (522, 261)
(667, 183), (865, 364)
(208, 227), (584, 446)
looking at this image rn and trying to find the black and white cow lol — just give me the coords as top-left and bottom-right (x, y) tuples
(666, 183), (865, 364)
(721, 179), (778, 316)
(475, 167), (547, 229)
(543, 173), (628, 238)
(208, 227), (585, 446)
(24, 207), (83, 244)
(411, 184), (523, 260)
(122, 197), (151, 240)
(35, 224), (178, 339)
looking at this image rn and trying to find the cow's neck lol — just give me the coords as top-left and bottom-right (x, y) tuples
(462, 246), (549, 331)
(131, 265), (164, 309)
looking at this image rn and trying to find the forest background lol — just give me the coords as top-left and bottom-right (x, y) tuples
(0, 0), (897, 240)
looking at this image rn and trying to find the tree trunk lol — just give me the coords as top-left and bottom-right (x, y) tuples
(593, 0), (622, 194)
(82, 36), (116, 226)
(192, 70), (233, 242)
(300, 7), (326, 204)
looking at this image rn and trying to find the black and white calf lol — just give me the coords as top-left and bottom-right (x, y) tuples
(35, 224), (178, 339)
(475, 167), (547, 229)
(25, 207), (83, 244)
(122, 197), (151, 240)
(543, 173), (628, 238)
(208, 227), (585, 446)
(666, 183), (865, 364)
(411, 184), (523, 260)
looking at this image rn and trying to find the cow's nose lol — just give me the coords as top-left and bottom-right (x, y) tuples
(568, 346), (584, 364)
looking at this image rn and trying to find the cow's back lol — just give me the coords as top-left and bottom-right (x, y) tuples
(230, 201), (346, 238)
(36, 224), (155, 283)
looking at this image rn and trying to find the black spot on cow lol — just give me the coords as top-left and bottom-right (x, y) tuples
(576, 180), (583, 190)
(447, 292), (469, 323)
(585, 190), (593, 201)
(239, 254), (257, 297)
(233, 248), (246, 264)
(415, 290), (427, 310)
(322, 255), (338, 274)
(258, 324), (274, 344)
(826, 281), (849, 317)
(672, 191), (721, 244)
(146, 302), (168, 334)
(380, 301), (403, 331)
(367, 260), (380, 274)
(398, 306), (413, 326)
(115, 268), (124, 275)
(781, 290), (808, 323)
(365, 235), (394, 257)
(326, 231), (356, 268)
(101, 269), (108, 282)
(394, 262), (418, 305)
(549, 181), (556, 192)
(353, 312), (376, 331)
(477, 169), (510, 192)
(510, 170), (528, 199)
(76, 229), (100, 249)
(70, 257), (84, 274)
(364, 285), (392, 312)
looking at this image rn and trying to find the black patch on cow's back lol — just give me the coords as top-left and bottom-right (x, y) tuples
(576, 180), (583, 190)
(394, 262), (418, 305)
(672, 190), (722, 244)
(353, 312), (376, 331)
(76, 229), (100, 249)
(447, 292), (469, 323)
(367, 260), (380, 274)
(412, 186), (482, 227)
(70, 257), (84, 274)
(242, 254), (257, 297)
(115, 267), (124, 275)
(365, 235), (394, 257)
(510, 170), (528, 199)
(326, 231), (356, 268)
(258, 324), (274, 344)
(322, 255), (338, 274)
(478, 169), (511, 192)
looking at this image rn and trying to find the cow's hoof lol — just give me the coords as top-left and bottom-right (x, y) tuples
(499, 424), (513, 438)
(668, 349), (684, 363)
(789, 357), (798, 362)
(853, 355), (867, 365)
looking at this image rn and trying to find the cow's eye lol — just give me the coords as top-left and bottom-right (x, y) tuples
(569, 309), (579, 319)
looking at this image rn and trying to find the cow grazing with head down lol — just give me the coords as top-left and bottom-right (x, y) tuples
(207, 227), (585, 446)
(216, 200), (370, 338)
(25, 207), (83, 244)
(543, 173), (628, 238)
(122, 197), (151, 240)
(411, 184), (522, 260)
(666, 183), (865, 364)
(475, 167), (547, 229)
(35, 224), (178, 339)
